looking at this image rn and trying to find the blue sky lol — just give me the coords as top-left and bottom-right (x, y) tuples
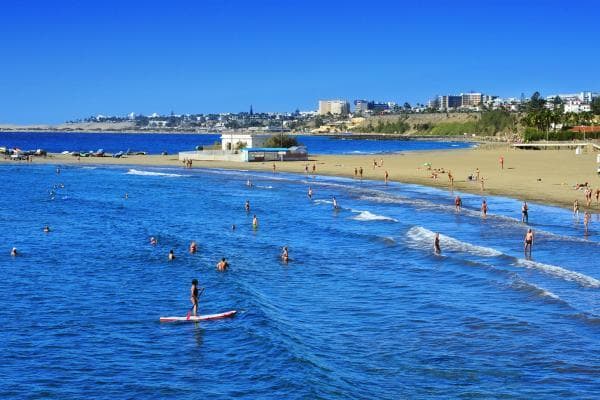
(0, 0), (597, 124)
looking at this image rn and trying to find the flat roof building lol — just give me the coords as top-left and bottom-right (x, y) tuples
(318, 100), (350, 116)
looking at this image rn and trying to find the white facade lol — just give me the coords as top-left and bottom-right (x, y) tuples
(564, 103), (592, 113)
(220, 133), (268, 151)
(318, 100), (350, 115)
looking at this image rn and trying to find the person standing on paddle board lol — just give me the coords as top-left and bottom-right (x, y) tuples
(190, 279), (199, 316)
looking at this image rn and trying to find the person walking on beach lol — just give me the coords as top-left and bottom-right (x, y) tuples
(433, 233), (441, 255)
(305, 164), (309, 175)
(245, 200), (250, 213)
(521, 201), (529, 223)
(448, 170), (454, 188)
(384, 170), (389, 185)
(272, 163), (276, 173)
(454, 195), (462, 212)
(216, 257), (229, 271)
(354, 168), (358, 178)
(307, 186), (313, 200)
(480, 177), (485, 192)
(481, 199), (488, 218)
(573, 200), (579, 217)
(524, 228), (534, 256)
(312, 163), (316, 174)
(190, 279), (200, 317)
(359, 167), (363, 181)
(499, 156), (504, 170)
(475, 168), (480, 181)
(252, 214), (258, 229)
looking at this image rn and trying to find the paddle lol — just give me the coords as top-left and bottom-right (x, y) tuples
(186, 287), (205, 320)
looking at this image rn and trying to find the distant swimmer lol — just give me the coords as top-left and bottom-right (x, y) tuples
(43, 225), (51, 233)
(332, 196), (339, 209)
(521, 201), (529, 223)
(190, 279), (200, 317)
(252, 214), (258, 229)
(454, 195), (462, 212)
(584, 211), (591, 234)
(433, 233), (441, 255)
(11, 247), (17, 257)
(168, 249), (176, 261)
(524, 228), (534, 256)
(124, 193), (129, 199)
(481, 199), (488, 218)
(216, 257), (229, 271)
(56, 167), (60, 174)
(307, 186), (313, 200)
(189, 241), (197, 254)
(150, 236), (157, 245)
(232, 224), (236, 231)
(573, 199), (579, 217)
(245, 200), (250, 213)
(246, 179), (253, 188)
(281, 246), (289, 262)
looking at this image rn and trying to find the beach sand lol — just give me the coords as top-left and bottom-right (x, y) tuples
(5, 144), (600, 210)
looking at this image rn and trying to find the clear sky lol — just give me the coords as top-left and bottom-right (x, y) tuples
(0, 0), (597, 124)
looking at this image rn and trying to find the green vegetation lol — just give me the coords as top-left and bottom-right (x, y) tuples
(264, 134), (300, 148)
(427, 121), (477, 136)
(355, 118), (410, 134)
(523, 127), (600, 141)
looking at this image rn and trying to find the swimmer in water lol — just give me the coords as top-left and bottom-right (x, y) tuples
(433, 233), (441, 255)
(189, 241), (197, 254)
(168, 249), (175, 261)
(150, 236), (157, 245)
(190, 279), (200, 316)
(281, 246), (289, 262)
(245, 200), (250, 213)
(246, 179), (253, 188)
(11, 247), (17, 257)
(524, 228), (534, 256)
(252, 214), (258, 229)
(307, 186), (313, 200)
(232, 224), (236, 231)
(43, 226), (50, 233)
(521, 201), (529, 223)
(332, 196), (338, 209)
(454, 195), (462, 212)
(124, 193), (128, 199)
(481, 199), (488, 218)
(216, 257), (229, 271)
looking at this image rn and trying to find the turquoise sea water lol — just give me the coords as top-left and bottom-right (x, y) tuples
(1, 164), (598, 399)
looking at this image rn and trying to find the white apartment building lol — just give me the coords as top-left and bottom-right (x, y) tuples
(318, 100), (350, 115)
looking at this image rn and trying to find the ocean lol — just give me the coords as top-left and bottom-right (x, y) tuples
(0, 131), (472, 155)
(1, 164), (598, 399)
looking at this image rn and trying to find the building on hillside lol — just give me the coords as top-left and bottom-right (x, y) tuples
(461, 92), (483, 107)
(564, 102), (592, 113)
(354, 100), (369, 113)
(438, 95), (462, 110)
(318, 100), (350, 115)
(546, 91), (598, 104)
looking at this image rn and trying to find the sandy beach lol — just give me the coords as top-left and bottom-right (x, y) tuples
(4, 144), (600, 210)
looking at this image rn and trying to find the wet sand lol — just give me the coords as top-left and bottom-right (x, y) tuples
(5, 144), (600, 210)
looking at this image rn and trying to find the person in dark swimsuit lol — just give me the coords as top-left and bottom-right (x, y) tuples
(521, 201), (528, 223)
(524, 228), (534, 256)
(245, 200), (250, 213)
(190, 279), (199, 316)
(434, 233), (441, 255)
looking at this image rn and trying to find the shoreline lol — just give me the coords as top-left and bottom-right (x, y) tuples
(3, 145), (600, 211)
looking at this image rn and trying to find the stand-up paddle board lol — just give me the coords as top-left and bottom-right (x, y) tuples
(160, 310), (237, 322)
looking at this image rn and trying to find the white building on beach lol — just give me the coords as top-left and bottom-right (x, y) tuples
(220, 133), (269, 151)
